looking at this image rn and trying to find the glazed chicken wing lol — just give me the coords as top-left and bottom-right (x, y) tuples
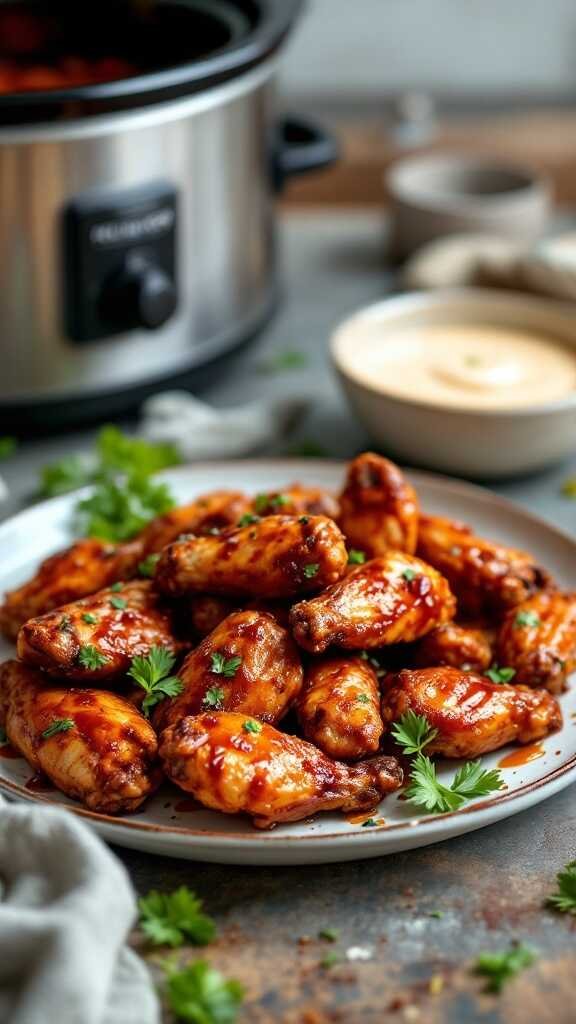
(250, 484), (340, 521)
(155, 610), (303, 730)
(17, 580), (182, 683)
(496, 591), (576, 693)
(298, 655), (383, 760)
(137, 490), (251, 556)
(155, 514), (348, 600)
(290, 552), (455, 654)
(0, 660), (159, 813)
(381, 666), (562, 758)
(159, 711), (403, 827)
(417, 515), (549, 618)
(0, 538), (142, 641)
(339, 452), (419, 558)
(410, 622), (494, 673)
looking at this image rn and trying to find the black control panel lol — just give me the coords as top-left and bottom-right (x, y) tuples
(63, 180), (178, 343)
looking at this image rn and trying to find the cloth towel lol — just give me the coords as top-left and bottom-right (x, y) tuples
(0, 796), (159, 1024)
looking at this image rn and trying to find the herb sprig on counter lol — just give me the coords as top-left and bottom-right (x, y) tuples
(165, 960), (244, 1024)
(474, 943), (537, 992)
(392, 711), (503, 814)
(128, 646), (183, 716)
(139, 887), (216, 948)
(547, 860), (576, 914)
(37, 425), (181, 542)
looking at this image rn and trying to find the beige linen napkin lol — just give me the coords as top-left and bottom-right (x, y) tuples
(0, 796), (159, 1024)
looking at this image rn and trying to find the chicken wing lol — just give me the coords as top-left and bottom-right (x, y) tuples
(187, 595), (240, 638)
(0, 660), (159, 813)
(417, 515), (549, 618)
(137, 490), (251, 556)
(297, 655), (383, 760)
(339, 452), (419, 558)
(495, 591), (576, 694)
(17, 580), (181, 683)
(159, 710), (403, 827)
(155, 514), (348, 600)
(290, 552), (455, 654)
(410, 622), (494, 673)
(0, 538), (142, 641)
(250, 484), (340, 521)
(155, 610), (303, 730)
(381, 666), (562, 758)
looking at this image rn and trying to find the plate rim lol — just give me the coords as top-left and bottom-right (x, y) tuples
(1, 457), (575, 852)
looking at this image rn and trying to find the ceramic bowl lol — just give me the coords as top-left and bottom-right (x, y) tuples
(331, 288), (576, 479)
(386, 152), (551, 261)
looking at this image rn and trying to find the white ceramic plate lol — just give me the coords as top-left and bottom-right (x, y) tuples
(1, 460), (575, 865)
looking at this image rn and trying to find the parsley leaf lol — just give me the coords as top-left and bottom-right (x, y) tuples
(39, 454), (93, 497)
(59, 614), (72, 631)
(474, 943), (536, 993)
(82, 612), (98, 625)
(303, 563), (320, 579)
(254, 493), (289, 514)
(485, 665), (516, 684)
(320, 952), (340, 969)
(165, 960), (244, 1024)
(318, 927), (339, 942)
(402, 568), (417, 582)
(259, 349), (308, 374)
(361, 818), (378, 828)
(110, 582), (123, 592)
(139, 887), (216, 948)
(42, 718), (74, 739)
(138, 554), (160, 578)
(391, 710), (439, 756)
(356, 693), (371, 705)
(242, 720), (262, 735)
(404, 753), (503, 814)
(210, 653), (242, 678)
(128, 646), (184, 716)
(348, 549), (366, 565)
(75, 474), (175, 543)
(514, 610), (540, 629)
(78, 645), (108, 671)
(202, 686), (226, 710)
(547, 860), (576, 914)
(237, 514), (261, 528)
(0, 436), (17, 460)
(110, 596), (127, 610)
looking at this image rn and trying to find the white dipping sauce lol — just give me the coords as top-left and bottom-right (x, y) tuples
(348, 323), (576, 409)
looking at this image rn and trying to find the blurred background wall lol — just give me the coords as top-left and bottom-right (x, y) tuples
(282, 0), (576, 101)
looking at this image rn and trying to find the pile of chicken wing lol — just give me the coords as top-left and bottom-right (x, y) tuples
(0, 453), (572, 828)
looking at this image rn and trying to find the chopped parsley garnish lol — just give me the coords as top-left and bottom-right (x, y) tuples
(391, 710), (438, 756)
(303, 563), (320, 579)
(402, 568), (417, 582)
(405, 754), (503, 814)
(320, 952), (340, 969)
(210, 653), (242, 678)
(138, 886), (216, 948)
(254, 492), (290, 514)
(42, 718), (74, 739)
(138, 553), (160, 578)
(0, 436), (16, 459)
(202, 686), (226, 710)
(299, 516), (310, 525)
(128, 646), (184, 716)
(110, 596), (127, 610)
(237, 514), (261, 528)
(59, 614), (72, 631)
(348, 549), (366, 565)
(429, 910), (444, 919)
(38, 426), (181, 541)
(361, 818), (378, 828)
(356, 693), (371, 705)
(110, 582), (123, 592)
(485, 665), (516, 684)
(259, 349), (308, 374)
(165, 960), (244, 1024)
(242, 720), (261, 735)
(82, 612), (98, 625)
(514, 610), (540, 628)
(78, 645), (108, 670)
(474, 943), (536, 993)
(547, 860), (576, 914)
(318, 927), (339, 942)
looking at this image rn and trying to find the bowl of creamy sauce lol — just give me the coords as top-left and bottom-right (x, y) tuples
(331, 289), (576, 478)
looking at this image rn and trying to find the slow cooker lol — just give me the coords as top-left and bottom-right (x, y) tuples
(0, 0), (337, 429)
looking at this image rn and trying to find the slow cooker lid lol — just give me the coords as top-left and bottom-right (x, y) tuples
(0, 0), (303, 124)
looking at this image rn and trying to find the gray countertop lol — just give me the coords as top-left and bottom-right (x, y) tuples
(3, 211), (576, 1023)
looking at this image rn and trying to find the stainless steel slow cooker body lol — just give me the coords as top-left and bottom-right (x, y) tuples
(0, 0), (336, 427)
